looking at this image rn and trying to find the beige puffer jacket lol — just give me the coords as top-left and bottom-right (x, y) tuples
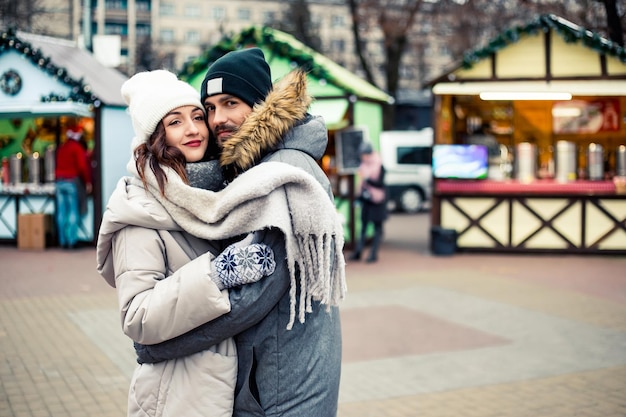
(97, 176), (237, 417)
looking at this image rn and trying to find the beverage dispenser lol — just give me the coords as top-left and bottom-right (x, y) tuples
(555, 141), (577, 183)
(616, 145), (626, 177)
(28, 152), (41, 184)
(515, 142), (536, 183)
(587, 143), (604, 181)
(9, 153), (23, 184)
(44, 146), (56, 183)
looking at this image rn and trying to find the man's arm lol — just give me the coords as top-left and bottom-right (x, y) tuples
(135, 228), (289, 363)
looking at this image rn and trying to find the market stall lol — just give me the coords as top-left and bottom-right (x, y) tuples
(179, 26), (393, 245)
(429, 14), (626, 254)
(0, 29), (131, 248)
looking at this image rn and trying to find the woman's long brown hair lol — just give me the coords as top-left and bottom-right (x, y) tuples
(134, 122), (189, 196)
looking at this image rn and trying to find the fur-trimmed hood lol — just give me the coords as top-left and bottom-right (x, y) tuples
(219, 69), (325, 178)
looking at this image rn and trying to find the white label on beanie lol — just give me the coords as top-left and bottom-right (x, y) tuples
(206, 78), (224, 96)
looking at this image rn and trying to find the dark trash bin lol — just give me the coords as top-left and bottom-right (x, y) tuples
(430, 226), (457, 256)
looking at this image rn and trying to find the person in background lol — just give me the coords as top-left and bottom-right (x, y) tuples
(349, 141), (388, 263)
(96, 70), (277, 417)
(54, 126), (92, 249)
(132, 48), (347, 417)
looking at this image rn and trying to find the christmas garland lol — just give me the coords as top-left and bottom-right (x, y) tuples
(179, 26), (333, 87)
(462, 14), (626, 69)
(0, 27), (98, 106)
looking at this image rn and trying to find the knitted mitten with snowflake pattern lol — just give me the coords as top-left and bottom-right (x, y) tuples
(210, 243), (276, 290)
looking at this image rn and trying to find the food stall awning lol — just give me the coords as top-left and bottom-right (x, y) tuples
(0, 102), (93, 118)
(432, 80), (626, 97)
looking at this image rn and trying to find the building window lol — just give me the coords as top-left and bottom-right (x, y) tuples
(399, 64), (414, 79)
(185, 4), (201, 18)
(238, 8), (251, 22)
(262, 11), (276, 25)
(105, 23), (126, 35)
(105, 0), (124, 11)
(311, 13), (321, 26)
(120, 48), (128, 63)
(160, 3), (175, 16)
(185, 30), (200, 44)
(419, 22), (432, 35)
(162, 53), (176, 70)
(136, 1), (150, 12)
(137, 24), (151, 36)
(331, 15), (344, 28)
(160, 29), (175, 43)
(212, 7), (226, 20)
(376, 40), (385, 55)
(331, 39), (345, 53)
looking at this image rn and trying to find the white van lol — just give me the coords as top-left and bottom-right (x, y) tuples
(379, 128), (433, 213)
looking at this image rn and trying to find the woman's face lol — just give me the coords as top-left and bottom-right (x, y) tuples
(162, 105), (209, 162)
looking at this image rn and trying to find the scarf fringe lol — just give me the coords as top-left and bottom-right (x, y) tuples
(285, 230), (346, 330)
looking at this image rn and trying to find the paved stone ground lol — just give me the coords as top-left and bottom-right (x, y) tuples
(1, 212), (625, 417)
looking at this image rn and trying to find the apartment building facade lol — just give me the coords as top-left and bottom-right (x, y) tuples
(30, 0), (453, 93)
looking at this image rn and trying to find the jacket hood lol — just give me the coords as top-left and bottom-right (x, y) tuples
(219, 69), (318, 176)
(96, 177), (181, 285)
(279, 113), (328, 159)
(100, 177), (179, 235)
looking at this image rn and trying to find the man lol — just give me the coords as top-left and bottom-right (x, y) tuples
(134, 48), (345, 417)
(55, 126), (92, 249)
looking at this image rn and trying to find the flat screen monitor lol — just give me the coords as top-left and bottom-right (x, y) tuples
(432, 144), (488, 179)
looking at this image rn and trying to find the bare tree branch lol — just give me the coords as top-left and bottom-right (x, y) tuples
(347, 0), (377, 87)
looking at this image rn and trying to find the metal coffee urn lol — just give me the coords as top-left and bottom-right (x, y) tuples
(617, 145), (626, 177)
(45, 146), (56, 183)
(9, 153), (23, 184)
(587, 143), (604, 181)
(555, 141), (577, 182)
(28, 152), (41, 184)
(515, 142), (536, 183)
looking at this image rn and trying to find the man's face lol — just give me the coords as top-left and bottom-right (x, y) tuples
(203, 94), (253, 149)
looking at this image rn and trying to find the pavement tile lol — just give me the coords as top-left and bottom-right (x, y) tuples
(342, 305), (510, 362)
(1, 212), (625, 417)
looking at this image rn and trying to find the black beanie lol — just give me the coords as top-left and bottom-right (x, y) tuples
(200, 48), (272, 107)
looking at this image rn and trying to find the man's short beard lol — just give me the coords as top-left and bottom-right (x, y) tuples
(214, 124), (238, 138)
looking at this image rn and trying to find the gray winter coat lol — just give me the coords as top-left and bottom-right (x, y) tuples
(135, 69), (344, 417)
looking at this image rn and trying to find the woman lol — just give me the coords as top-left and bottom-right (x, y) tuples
(350, 141), (388, 263)
(96, 70), (276, 417)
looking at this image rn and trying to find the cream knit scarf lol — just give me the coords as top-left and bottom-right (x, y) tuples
(128, 159), (347, 329)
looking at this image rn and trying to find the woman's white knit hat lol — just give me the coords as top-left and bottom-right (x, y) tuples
(121, 70), (203, 150)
